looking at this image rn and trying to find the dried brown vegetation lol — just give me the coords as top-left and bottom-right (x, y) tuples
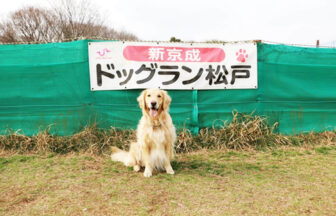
(1, 112), (335, 155)
(177, 112), (336, 152)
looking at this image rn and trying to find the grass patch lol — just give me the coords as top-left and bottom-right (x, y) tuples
(1, 147), (336, 215)
(0, 155), (37, 169)
(314, 146), (336, 154)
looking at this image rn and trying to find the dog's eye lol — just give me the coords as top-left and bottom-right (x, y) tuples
(158, 95), (161, 98)
(147, 94), (151, 97)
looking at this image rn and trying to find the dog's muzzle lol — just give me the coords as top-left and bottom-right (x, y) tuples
(149, 102), (158, 117)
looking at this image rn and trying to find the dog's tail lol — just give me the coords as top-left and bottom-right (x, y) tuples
(111, 146), (135, 167)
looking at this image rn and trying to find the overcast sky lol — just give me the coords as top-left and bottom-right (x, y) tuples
(0, 0), (335, 46)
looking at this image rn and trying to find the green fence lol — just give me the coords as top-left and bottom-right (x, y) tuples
(0, 40), (336, 135)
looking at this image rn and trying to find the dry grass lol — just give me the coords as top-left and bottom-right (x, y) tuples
(1, 112), (336, 155)
(0, 125), (135, 155)
(177, 112), (291, 153)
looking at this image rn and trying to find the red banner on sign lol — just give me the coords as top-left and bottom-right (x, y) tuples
(123, 46), (225, 62)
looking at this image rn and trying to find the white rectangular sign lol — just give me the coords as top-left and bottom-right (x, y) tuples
(88, 41), (257, 90)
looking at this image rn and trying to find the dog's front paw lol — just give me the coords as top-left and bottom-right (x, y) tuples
(166, 167), (175, 175)
(143, 169), (152, 177)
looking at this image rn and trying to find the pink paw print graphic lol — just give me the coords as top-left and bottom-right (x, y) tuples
(236, 49), (248, 63)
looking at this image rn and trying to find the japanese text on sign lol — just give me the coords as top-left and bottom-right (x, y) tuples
(88, 41), (258, 90)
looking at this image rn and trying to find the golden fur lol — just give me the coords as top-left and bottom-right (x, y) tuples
(111, 89), (176, 177)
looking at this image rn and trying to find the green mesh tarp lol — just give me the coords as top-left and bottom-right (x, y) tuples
(0, 40), (335, 135)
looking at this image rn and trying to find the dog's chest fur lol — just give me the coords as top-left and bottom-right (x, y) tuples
(139, 123), (169, 148)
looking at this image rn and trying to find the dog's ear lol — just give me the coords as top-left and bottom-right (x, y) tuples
(137, 89), (147, 109)
(162, 90), (171, 111)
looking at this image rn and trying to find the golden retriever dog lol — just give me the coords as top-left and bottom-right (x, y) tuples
(111, 88), (176, 177)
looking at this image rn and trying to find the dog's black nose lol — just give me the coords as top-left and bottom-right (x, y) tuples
(151, 102), (157, 107)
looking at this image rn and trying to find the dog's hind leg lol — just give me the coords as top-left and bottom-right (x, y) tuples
(129, 142), (141, 172)
(133, 164), (140, 172)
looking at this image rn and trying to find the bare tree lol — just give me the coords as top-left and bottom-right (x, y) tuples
(0, 0), (138, 43)
(0, 22), (17, 43)
(52, 0), (100, 39)
(11, 7), (60, 42)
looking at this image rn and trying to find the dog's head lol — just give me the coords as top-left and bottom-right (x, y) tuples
(137, 88), (171, 119)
